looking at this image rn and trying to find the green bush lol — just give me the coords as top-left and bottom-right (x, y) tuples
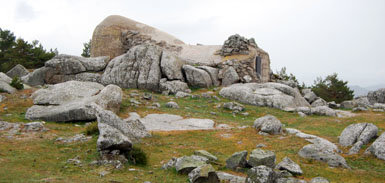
(126, 146), (148, 166)
(312, 73), (354, 103)
(10, 77), (24, 90)
(84, 122), (99, 136)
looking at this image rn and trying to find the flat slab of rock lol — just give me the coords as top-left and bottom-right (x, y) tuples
(133, 113), (215, 131)
(220, 83), (310, 110)
(25, 81), (122, 122)
(217, 172), (246, 183)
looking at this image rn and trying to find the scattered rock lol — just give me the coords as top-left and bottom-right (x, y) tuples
(246, 165), (277, 183)
(217, 171), (246, 183)
(276, 178), (307, 183)
(311, 98), (327, 107)
(310, 106), (337, 117)
(56, 134), (92, 143)
(352, 107), (368, 112)
(226, 150), (248, 170)
(256, 144), (266, 148)
(275, 157), (303, 176)
(175, 91), (192, 98)
(194, 150), (218, 162)
(340, 100), (355, 109)
(175, 155), (209, 174)
(165, 101), (179, 109)
(367, 88), (385, 104)
(365, 132), (385, 160)
(339, 123), (378, 154)
(143, 93), (152, 100)
(248, 148), (276, 168)
(327, 101), (339, 109)
(162, 157), (177, 170)
(223, 102), (245, 112)
(253, 115), (283, 135)
(298, 112), (306, 117)
(188, 164), (220, 183)
(6, 64), (29, 78)
(309, 177), (329, 183)
(159, 79), (190, 94)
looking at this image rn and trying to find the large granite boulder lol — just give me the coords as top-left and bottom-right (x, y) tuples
(311, 98), (327, 107)
(88, 103), (149, 153)
(0, 73), (16, 94)
(197, 66), (221, 87)
(45, 54), (108, 75)
(253, 115), (283, 135)
(160, 51), (184, 81)
(21, 67), (51, 86)
(183, 65), (213, 88)
(220, 83), (310, 110)
(25, 81), (122, 122)
(365, 132), (385, 160)
(339, 123), (378, 154)
(310, 106), (337, 117)
(101, 44), (162, 91)
(221, 66), (240, 86)
(6, 64), (29, 78)
(367, 88), (385, 104)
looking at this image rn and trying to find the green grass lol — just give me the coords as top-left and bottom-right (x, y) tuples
(0, 88), (384, 182)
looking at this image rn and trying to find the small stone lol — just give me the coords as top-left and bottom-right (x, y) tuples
(256, 144), (266, 148)
(310, 177), (329, 183)
(275, 157), (303, 176)
(248, 148), (276, 168)
(99, 170), (110, 177)
(226, 150), (248, 170)
(194, 150), (218, 162)
(143, 93), (152, 100)
(165, 101), (179, 109)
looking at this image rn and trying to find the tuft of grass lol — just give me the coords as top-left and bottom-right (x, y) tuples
(10, 77), (24, 90)
(126, 146), (148, 166)
(84, 122), (99, 136)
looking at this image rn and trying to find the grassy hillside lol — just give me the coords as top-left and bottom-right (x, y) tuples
(0, 88), (384, 183)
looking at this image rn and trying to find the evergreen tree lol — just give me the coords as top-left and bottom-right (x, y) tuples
(311, 73), (354, 103)
(81, 39), (91, 57)
(0, 28), (56, 72)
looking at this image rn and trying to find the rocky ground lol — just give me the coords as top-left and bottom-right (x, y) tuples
(0, 87), (384, 183)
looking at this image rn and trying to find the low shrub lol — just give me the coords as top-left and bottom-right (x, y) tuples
(126, 146), (148, 166)
(85, 122), (99, 136)
(10, 77), (24, 90)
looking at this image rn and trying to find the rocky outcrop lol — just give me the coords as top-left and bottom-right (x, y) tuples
(367, 88), (385, 104)
(6, 64), (29, 78)
(365, 132), (385, 160)
(220, 83), (310, 110)
(101, 44), (162, 91)
(25, 81), (122, 122)
(253, 115), (283, 135)
(339, 123), (378, 154)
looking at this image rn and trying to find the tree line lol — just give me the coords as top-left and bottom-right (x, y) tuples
(0, 28), (58, 72)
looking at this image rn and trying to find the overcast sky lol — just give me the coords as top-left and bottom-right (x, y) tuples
(1, 0), (384, 87)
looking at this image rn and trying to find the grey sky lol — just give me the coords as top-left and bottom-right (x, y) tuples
(1, 0), (384, 87)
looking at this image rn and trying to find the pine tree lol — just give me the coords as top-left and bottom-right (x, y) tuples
(81, 39), (91, 57)
(311, 73), (354, 103)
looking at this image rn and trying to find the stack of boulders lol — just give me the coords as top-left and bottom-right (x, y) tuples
(219, 34), (257, 56)
(301, 89), (328, 107)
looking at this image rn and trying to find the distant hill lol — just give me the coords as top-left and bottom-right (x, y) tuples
(349, 84), (385, 97)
